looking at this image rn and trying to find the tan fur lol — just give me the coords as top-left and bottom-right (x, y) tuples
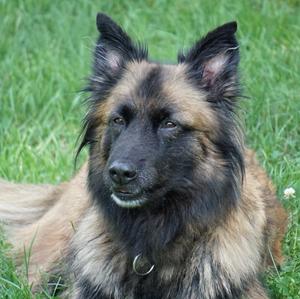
(98, 61), (156, 122)
(246, 150), (288, 266)
(161, 64), (217, 132)
(0, 165), (90, 285)
(0, 180), (59, 226)
(243, 279), (269, 299)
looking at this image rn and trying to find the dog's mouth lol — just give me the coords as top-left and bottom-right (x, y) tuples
(111, 192), (148, 208)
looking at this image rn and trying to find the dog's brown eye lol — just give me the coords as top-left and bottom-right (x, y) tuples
(161, 120), (177, 129)
(113, 117), (125, 125)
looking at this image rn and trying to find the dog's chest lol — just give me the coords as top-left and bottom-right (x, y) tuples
(99, 259), (185, 299)
(71, 208), (262, 298)
(73, 241), (241, 299)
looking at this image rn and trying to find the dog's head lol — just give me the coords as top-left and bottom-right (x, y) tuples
(79, 14), (244, 219)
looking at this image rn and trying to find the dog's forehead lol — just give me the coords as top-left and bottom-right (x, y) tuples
(103, 61), (216, 129)
(109, 61), (201, 107)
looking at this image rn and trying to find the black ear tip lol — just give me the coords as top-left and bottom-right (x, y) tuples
(96, 12), (114, 32)
(222, 21), (238, 33)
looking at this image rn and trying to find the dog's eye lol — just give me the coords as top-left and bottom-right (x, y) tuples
(113, 117), (125, 125)
(160, 120), (177, 129)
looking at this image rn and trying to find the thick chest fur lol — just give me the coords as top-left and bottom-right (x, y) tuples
(75, 262), (243, 299)
(70, 197), (266, 299)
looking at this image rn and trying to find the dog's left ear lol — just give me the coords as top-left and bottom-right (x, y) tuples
(179, 22), (240, 103)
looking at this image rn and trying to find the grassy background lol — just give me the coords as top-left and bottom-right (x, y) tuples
(0, 0), (299, 298)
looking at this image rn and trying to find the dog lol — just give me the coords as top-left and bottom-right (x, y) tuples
(0, 13), (287, 299)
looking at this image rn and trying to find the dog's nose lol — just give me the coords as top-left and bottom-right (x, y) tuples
(109, 161), (137, 185)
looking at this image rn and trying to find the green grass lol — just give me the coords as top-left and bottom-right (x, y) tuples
(0, 0), (299, 298)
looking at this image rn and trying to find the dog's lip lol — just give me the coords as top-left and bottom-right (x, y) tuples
(113, 190), (139, 198)
(111, 193), (148, 208)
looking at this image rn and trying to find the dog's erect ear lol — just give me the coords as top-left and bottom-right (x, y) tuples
(179, 22), (240, 104)
(86, 14), (148, 102)
(94, 13), (147, 74)
(79, 14), (148, 160)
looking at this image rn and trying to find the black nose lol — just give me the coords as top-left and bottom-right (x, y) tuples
(109, 161), (137, 185)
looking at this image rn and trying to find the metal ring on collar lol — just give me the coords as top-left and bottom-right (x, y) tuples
(133, 253), (155, 276)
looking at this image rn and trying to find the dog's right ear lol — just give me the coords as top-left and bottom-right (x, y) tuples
(79, 14), (148, 158)
(94, 13), (147, 74)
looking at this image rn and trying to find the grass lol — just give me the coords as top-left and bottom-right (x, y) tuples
(0, 0), (299, 298)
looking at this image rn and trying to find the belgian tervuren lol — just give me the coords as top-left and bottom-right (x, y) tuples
(0, 13), (287, 299)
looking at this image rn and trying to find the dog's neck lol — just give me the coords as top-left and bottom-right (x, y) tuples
(92, 189), (211, 267)
(103, 201), (186, 262)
